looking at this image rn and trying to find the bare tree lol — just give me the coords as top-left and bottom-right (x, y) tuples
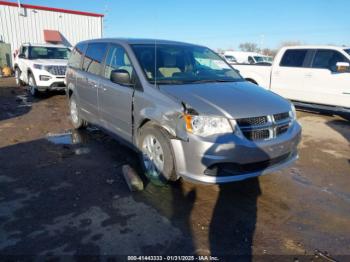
(261, 48), (277, 57)
(239, 42), (260, 52)
(216, 48), (225, 55)
(279, 41), (302, 48)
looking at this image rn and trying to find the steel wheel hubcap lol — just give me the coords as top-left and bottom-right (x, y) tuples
(142, 135), (164, 175)
(70, 99), (79, 124)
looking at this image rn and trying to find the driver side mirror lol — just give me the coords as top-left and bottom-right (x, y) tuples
(18, 54), (25, 59)
(336, 62), (350, 73)
(110, 69), (132, 86)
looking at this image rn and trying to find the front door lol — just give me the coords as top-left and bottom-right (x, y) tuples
(303, 49), (350, 108)
(98, 44), (134, 142)
(18, 46), (29, 82)
(270, 49), (310, 102)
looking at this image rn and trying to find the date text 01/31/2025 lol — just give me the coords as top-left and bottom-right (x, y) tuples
(127, 255), (220, 261)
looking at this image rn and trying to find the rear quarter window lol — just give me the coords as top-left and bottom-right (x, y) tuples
(68, 43), (87, 69)
(280, 49), (308, 67)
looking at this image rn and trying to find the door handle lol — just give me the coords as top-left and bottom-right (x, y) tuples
(304, 73), (312, 78)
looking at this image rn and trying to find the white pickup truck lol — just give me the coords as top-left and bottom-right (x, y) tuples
(233, 46), (350, 113)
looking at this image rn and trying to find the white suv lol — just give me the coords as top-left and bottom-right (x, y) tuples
(14, 43), (71, 96)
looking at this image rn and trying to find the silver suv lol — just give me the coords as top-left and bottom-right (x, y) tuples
(65, 39), (301, 184)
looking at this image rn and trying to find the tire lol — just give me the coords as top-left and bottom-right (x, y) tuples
(28, 73), (39, 97)
(69, 93), (88, 129)
(15, 68), (24, 86)
(339, 113), (350, 121)
(139, 123), (178, 182)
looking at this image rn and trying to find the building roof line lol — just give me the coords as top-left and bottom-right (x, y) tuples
(0, 0), (104, 17)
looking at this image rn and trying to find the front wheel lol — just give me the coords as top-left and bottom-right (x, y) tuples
(69, 94), (87, 129)
(139, 124), (178, 183)
(15, 68), (24, 86)
(28, 74), (39, 97)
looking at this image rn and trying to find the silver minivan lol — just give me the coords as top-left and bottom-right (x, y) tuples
(65, 38), (301, 184)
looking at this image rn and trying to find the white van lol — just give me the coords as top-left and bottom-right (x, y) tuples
(224, 51), (272, 64)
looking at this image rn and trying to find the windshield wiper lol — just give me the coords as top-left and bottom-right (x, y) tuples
(189, 79), (238, 83)
(152, 79), (241, 85)
(150, 80), (187, 85)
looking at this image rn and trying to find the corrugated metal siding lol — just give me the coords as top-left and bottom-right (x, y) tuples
(0, 4), (102, 53)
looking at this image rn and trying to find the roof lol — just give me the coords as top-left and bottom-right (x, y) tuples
(280, 45), (350, 51)
(224, 51), (262, 55)
(79, 38), (202, 47)
(0, 0), (104, 17)
(21, 43), (69, 48)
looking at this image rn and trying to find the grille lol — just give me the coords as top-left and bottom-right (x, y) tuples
(274, 112), (290, 122)
(243, 129), (270, 140)
(46, 66), (67, 76)
(237, 112), (291, 141)
(236, 116), (267, 127)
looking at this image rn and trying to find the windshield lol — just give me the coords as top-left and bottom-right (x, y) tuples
(344, 49), (350, 56)
(225, 55), (236, 60)
(132, 44), (242, 84)
(263, 56), (273, 62)
(253, 56), (266, 63)
(28, 46), (71, 59)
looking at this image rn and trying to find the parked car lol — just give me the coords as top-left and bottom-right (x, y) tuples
(233, 46), (350, 114)
(65, 38), (301, 184)
(224, 51), (272, 64)
(13, 43), (71, 96)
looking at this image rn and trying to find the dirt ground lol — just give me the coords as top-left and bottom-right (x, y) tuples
(0, 77), (349, 261)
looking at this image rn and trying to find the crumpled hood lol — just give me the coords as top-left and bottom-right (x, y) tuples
(159, 81), (292, 119)
(32, 59), (68, 66)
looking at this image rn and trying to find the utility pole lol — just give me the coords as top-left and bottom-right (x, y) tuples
(260, 34), (265, 53)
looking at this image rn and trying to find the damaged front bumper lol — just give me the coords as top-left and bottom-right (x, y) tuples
(170, 121), (301, 184)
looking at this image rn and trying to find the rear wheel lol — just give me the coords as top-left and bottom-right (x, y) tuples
(139, 124), (178, 183)
(69, 94), (87, 129)
(28, 74), (39, 97)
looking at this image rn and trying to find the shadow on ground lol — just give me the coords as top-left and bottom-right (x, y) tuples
(326, 118), (350, 166)
(0, 129), (194, 257)
(0, 86), (33, 121)
(0, 127), (265, 260)
(0, 81), (66, 122)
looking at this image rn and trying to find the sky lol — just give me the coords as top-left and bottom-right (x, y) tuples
(11, 0), (350, 50)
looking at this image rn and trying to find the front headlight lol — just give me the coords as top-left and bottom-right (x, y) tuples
(184, 114), (234, 137)
(289, 103), (297, 120)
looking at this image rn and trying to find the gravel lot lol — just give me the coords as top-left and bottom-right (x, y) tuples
(0, 77), (349, 261)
